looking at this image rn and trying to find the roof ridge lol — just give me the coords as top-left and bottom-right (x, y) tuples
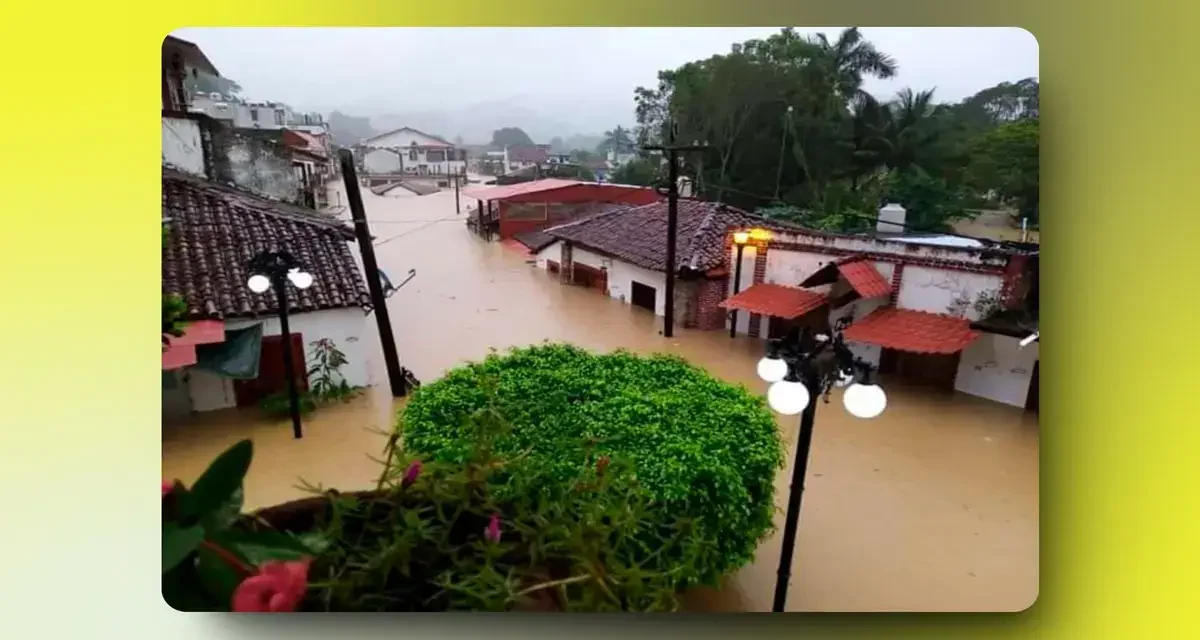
(544, 203), (635, 234)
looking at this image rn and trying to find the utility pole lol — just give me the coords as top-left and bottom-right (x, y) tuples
(339, 149), (408, 398)
(454, 171), (461, 214)
(642, 125), (708, 338)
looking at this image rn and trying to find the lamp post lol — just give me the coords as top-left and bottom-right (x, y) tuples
(729, 230), (750, 338)
(757, 317), (888, 612)
(247, 250), (314, 440)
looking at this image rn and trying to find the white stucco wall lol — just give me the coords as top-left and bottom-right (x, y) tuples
(534, 243), (669, 316)
(364, 148), (402, 174)
(162, 117), (205, 176)
(895, 266), (1004, 321)
(185, 307), (370, 413)
(955, 335), (1038, 408)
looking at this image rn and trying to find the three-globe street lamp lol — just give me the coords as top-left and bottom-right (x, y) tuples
(247, 250), (314, 440)
(758, 316), (887, 612)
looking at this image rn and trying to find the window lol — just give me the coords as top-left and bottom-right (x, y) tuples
(274, 110), (285, 125)
(250, 109), (259, 122)
(427, 149), (446, 163)
(409, 148), (418, 161)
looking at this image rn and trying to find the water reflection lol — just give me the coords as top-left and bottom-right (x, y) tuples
(162, 181), (1038, 612)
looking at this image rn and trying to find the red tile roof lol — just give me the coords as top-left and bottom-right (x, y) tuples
(842, 306), (980, 354)
(162, 168), (370, 321)
(799, 254), (891, 299)
(720, 284), (828, 319)
(283, 129), (326, 159)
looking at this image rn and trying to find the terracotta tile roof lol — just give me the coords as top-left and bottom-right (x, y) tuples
(544, 200), (765, 273)
(842, 306), (980, 354)
(720, 284), (828, 319)
(162, 168), (370, 321)
(799, 254), (892, 298)
(512, 229), (558, 252)
(283, 129), (326, 159)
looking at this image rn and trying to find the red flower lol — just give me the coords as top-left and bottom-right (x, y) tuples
(231, 559), (311, 612)
(485, 513), (502, 543)
(162, 480), (174, 498)
(401, 460), (422, 488)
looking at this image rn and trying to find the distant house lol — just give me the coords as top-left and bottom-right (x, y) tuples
(161, 168), (372, 419)
(464, 178), (661, 240)
(359, 127), (466, 176)
(506, 145), (549, 172)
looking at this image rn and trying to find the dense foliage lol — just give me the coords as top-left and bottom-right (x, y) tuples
(401, 343), (784, 583)
(164, 408), (699, 611)
(633, 28), (1039, 232)
(489, 126), (535, 148)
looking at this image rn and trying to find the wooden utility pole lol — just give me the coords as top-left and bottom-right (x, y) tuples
(642, 127), (708, 338)
(454, 171), (461, 214)
(339, 149), (407, 397)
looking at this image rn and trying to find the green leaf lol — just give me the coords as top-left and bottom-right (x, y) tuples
(163, 523), (205, 573)
(196, 544), (244, 606)
(190, 440), (253, 523)
(210, 529), (315, 565)
(202, 487), (244, 531)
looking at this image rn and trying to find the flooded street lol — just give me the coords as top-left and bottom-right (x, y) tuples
(163, 181), (1038, 612)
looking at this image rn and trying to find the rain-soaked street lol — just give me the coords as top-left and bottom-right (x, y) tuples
(163, 181), (1039, 612)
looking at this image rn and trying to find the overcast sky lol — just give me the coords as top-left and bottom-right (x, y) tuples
(172, 27), (1038, 139)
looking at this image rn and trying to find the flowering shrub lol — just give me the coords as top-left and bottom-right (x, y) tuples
(163, 403), (695, 611)
(401, 343), (784, 585)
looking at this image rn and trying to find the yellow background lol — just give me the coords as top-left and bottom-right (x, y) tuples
(1, 1), (1196, 636)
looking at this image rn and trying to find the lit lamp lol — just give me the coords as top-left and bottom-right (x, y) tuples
(247, 250), (314, 439)
(728, 231), (751, 338)
(756, 317), (887, 611)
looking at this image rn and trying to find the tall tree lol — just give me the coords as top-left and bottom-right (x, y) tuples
(489, 127), (535, 148)
(598, 126), (635, 155)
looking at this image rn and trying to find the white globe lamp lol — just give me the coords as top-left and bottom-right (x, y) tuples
(843, 383), (887, 419)
(287, 269), (314, 290)
(767, 379), (811, 416)
(247, 274), (271, 293)
(757, 357), (788, 383)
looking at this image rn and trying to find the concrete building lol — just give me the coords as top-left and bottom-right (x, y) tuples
(359, 127), (466, 176)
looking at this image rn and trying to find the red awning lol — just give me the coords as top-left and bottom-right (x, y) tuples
(800, 255), (891, 299)
(463, 178), (582, 201)
(720, 283), (827, 319)
(842, 306), (980, 354)
(162, 320), (226, 371)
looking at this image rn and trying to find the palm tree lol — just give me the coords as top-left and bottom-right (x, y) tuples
(599, 126), (635, 155)
(806, 28), (898, 102)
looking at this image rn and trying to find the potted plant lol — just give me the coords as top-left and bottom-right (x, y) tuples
(162, 399), (692, 612)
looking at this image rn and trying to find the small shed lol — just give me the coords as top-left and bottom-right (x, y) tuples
(464, 179), (660, 240)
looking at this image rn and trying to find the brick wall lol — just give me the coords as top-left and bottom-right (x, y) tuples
(747, 246), (769, 337)
(559, 242), (574, 284)
(693, 277), (730, 331)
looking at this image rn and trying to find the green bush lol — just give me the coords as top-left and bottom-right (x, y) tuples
(401, 343), (784, 584)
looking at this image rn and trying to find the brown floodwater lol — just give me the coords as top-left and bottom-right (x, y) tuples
(162, 181), (1039, 612)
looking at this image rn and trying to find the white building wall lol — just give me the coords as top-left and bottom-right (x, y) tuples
(955, 335), (1038, 408)
(162, 117), (205, 176)
(186, 307), (370, 413)
(364, 148), (402, 174)
(534, 243), (669, 316)
(895, 266), (1004, 321)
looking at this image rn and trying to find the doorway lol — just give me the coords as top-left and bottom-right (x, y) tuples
(233, 333), (308, 407)
(1025, 360), (1039, 413)
(630, 281), (656, 313)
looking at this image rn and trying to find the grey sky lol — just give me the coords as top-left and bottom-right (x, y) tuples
(172, 27), (1037, 141)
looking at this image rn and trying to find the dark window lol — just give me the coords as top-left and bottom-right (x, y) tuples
(427, 149), (446, 163)
(250, 109), (259, 122)
(409, 148), (418, 161)
(631, 282), (656, 312)
(274, 109), (285, 125)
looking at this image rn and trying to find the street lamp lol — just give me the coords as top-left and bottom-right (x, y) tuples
(758, 316), (887, 612)
(729, 230), (751, 338)
(247, 250), (314, 439)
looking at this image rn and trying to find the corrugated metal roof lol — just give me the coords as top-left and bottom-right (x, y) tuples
(462, 179), (584, 201)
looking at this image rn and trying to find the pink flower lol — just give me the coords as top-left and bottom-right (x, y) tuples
(162, 479), (174, 498)
(231, 559), (311, 612)
(401, 460), (422, 488)
(485, 513), (502, 543)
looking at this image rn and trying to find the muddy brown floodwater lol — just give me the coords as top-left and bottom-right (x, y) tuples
(163, 180), (1039, 612)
